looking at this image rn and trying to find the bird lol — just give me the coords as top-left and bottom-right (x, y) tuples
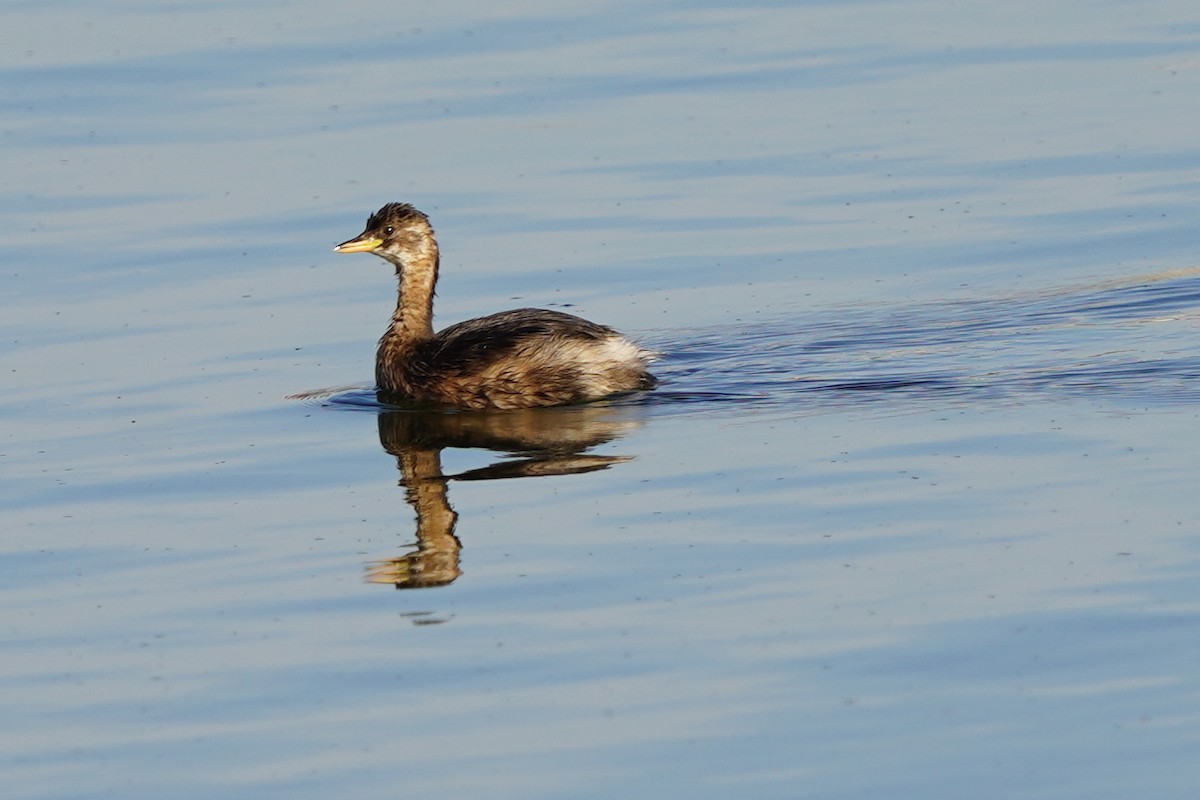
(333, 202), (657, 410)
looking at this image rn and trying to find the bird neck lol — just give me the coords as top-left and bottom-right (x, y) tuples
(384, 245), (438, 342)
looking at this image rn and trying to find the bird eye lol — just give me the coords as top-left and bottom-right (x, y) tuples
(384, 226), (395, 236)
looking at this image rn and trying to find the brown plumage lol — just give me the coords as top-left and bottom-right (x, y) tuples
(334, 203), (657, 410)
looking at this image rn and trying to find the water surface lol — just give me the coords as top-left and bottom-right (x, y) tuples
(3, 1), (1200, 798)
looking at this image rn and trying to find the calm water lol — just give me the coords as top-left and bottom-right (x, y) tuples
(4, 1), (1200, 798)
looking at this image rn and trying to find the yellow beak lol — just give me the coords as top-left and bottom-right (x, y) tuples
(333, 236), (383, 253)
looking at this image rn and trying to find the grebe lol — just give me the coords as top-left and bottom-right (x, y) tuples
(334, 202), (657, 410)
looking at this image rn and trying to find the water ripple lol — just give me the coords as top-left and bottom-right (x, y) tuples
(296, 271), (1200, 415)
(650, 269), (1200, 410)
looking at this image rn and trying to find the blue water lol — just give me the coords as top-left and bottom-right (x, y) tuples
(3, 1), (1200, 798)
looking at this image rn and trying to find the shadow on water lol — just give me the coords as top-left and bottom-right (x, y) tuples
(294, 270), (1200, 589)
(358, 405), (642, 590)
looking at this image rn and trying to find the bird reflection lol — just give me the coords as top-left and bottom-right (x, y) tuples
(368, 404), (642, 589)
